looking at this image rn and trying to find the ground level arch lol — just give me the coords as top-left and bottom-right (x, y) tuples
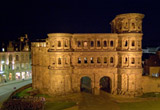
(99, 76), (112, 93)
(80, 76), (92, 93)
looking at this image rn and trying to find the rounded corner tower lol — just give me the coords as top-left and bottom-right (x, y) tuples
(111, 13), (144, 96)
(110, 13), (144, 33)
(47, 33), (73, 95)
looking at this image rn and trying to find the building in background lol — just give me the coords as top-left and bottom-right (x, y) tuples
(0, 34), (32, 83)
(144, 51), (160, 76)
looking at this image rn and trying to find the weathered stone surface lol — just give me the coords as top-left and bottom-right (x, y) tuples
(31, 13), (145, 96)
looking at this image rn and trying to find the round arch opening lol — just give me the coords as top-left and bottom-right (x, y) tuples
(80, 76), (92, 93)
(99, 76), (111, 93)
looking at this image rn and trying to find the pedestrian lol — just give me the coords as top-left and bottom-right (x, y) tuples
(13, 87), (16, 90)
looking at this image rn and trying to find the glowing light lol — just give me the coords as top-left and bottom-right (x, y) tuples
(1, 61), (5, 64)
(2, 48), (5, 52)
(152, 73), (159, 77)
(0, 71), (4, 74)
(6, 58), (9, 65)
(44, 43), (46, 47)
(12, 61), (15, 64)
(37, 43), (39, 47)
(16, 72), (21, 80)
(22, 72), (25, 79)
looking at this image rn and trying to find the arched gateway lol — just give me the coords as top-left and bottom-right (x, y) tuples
(99, 76), (111, 93)
(80, 76), (92, 93)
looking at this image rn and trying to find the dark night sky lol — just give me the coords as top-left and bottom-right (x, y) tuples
(0, 0), (160, 48)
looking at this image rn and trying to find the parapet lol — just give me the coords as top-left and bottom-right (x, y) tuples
(110, 13), (144, 33)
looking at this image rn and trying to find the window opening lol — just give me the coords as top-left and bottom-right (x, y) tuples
(110, 41), (114, 47)
(97, 57), (101, 63)
(84, 57), (87, 63)
(91, 57), (94, 63)
(58, 58), (61, 64)
(110, 57), (114, 63)
(104, 41), (107, 47)
(58, 41), (61, 47)
(97, 41), (100, 47)
(104, 57), (107, 63)
(78, 57), (81, 64)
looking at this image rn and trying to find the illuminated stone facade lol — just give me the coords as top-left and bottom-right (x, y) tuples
(32, 13), (144, 96)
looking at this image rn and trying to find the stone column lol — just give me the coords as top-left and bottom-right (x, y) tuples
(128, 40), (131, 50)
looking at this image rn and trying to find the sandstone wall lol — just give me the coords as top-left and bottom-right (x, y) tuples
(142, 76), (160, 93)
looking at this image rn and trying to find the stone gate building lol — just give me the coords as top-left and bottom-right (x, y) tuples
(31, 13), (144, 96)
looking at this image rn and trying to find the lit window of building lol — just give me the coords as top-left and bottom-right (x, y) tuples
(84, 41), (88, 47)
(90, 57), (94, 63)
(78, 57), (81, 64)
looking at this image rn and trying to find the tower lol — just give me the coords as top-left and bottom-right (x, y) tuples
(111, 13), (144, 96)
(47, 33), (73, 95)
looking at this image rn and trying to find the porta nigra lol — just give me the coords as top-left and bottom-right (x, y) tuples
(31, 13), (145, 96)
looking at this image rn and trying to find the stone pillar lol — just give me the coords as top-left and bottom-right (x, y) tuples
(93, 87), (100, 95)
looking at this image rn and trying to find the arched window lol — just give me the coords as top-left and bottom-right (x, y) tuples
(97, 41), (100, 47)
(9, 64), (12, 70)
(65, 57), (68, 64)
(90, 57), (94, 63)
(9, 55), (12, 61)
(91, 41), (94, 47)
(110, 57), (114, 63)
(2, 55), (5, 61)
(110, 41), (114, 47)
(58, 58), (61, 64)
(104, 41), (107, 47)
(83, 41), (88, 47)
(64, 40), (68, 47)
(132, 41), (135, 46)
(124, 22), (128, 28)
(132, 23), (135, 29)
(124, 57), (128, 64)
(125, 41), (128, 47)
(77, 41), (81, 47)
(16, 55), (19, 61)
(104, 57), (107, 63)
(58, 41), (61, 47)
(131, 58), (135, 64)
(97, 57), (101, 63)
(2, 65), (5, 71)
(78, 57), (81, 64)
(84, 57), (87, 63)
